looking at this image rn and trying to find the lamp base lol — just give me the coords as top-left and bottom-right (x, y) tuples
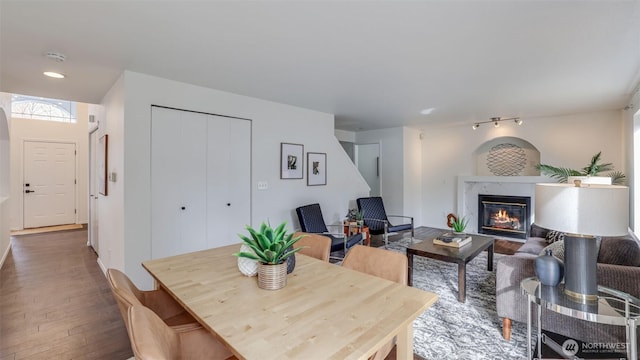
(563, 234), (598, 304)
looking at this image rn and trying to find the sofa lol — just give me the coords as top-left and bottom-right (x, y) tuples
(496, 223), (640, 345)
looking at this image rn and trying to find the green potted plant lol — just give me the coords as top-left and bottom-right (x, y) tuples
(536, 151), (626, 185)
(450, 215), (468, 235)
(355, 210), (365, 227)
(234, 221), (303, 290)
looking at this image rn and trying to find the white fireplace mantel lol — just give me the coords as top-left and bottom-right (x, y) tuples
(457, 176), (549, 240)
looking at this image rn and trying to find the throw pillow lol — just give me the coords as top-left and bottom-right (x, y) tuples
(540, 240), (565, 261)
(539, 237), (603, 263)
(545, 230), (566, 244)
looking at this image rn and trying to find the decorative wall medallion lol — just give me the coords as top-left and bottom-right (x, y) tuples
(486, 143), (526, 176)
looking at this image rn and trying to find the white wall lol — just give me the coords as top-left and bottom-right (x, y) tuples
(355, 127), (405, 216)
(420, 110), (625, 228)
(96, 74), (125, 272)
(0, 99), (11, 268)
(8, 103), (90, 230)
(626, 88), (640, 230)
(100, 71), (369, 288)
(403, 127), (422, 225)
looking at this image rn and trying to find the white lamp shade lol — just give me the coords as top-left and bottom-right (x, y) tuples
(535, 183), (629, 236)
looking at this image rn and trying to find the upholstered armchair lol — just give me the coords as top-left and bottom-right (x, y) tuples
(107, 268), (200, 332)
(342, 245), (408, 360)
(295, 203), (363, 260)
(128, 305), (236, 360)
(356, 197), (414, 247)
(293, 232), (332, 262)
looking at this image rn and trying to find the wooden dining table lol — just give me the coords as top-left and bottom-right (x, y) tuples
(142, 244), (438, 360)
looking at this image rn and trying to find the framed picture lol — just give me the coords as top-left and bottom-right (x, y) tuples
(280, 142), (304, 179)
(307, 152), (326, 186)
(98, 134), (108, 196)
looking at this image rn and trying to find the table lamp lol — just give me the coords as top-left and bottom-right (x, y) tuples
(535, 181), (629, 303)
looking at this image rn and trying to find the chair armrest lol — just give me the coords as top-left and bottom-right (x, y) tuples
(495, 253), (537, 323)
(387, 215), (413, 222)
(596, 263), (640, 299)
(363, 218), (388, 224)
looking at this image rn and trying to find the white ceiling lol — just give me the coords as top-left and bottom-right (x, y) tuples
(1, 1), (639, 131)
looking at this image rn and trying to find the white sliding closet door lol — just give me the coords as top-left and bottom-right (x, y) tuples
(151, 106), (250, 259)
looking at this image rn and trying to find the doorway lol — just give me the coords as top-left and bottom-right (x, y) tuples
(355, 143), (381, 196)
(23, 140), (76, 228)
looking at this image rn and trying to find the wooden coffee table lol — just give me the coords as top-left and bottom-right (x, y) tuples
(406, 233), (494, 303)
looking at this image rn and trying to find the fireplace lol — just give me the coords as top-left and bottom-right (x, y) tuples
(478, 194), (530, 239)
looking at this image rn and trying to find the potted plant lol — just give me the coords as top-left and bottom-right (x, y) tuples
(536, 151), (626, 185)
(449, 215), (468, 235)
(234, 221), (303, 290)
(355, 209), (365, 227)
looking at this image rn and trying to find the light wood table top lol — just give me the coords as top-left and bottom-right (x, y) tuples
(142, 244), (438, 360)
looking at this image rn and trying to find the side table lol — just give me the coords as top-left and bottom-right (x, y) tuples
(343, 222), (370, 246)
(521, 277), (639, 360)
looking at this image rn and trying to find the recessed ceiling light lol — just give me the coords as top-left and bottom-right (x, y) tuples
(43, 71), (65, 79)
(420, 108), (435, 115)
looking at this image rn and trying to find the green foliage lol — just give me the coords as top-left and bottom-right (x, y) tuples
(233, 221), (304, 265)
(450, 215), (468, 233)
(535, 151), (626, 185)
(346, 208), (364, 221)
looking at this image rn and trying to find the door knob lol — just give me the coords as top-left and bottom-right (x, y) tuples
(227, 203), (231, 206)
(25, 190), (34, 193)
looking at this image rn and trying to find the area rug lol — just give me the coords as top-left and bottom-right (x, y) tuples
(385, 237), (530, 360)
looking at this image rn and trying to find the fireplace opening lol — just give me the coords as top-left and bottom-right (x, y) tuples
(478, 194), (530, 239)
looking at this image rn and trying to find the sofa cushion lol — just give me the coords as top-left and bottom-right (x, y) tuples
(597, 236), (640, 267)
(545, 230), (566, 244)
(517, 237), (547, 255)
(539, 237), (602, 262)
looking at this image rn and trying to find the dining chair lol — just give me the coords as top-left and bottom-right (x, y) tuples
(295, 203), (363, 260)
(356, 196), (414, 247)
(128, 305), (236, 360)
(341, 245), (408, 360)
(292, 232), (332, 262)
(106, 268), (200, 333)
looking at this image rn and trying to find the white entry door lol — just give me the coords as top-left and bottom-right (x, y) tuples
(23, 141), (76, 228)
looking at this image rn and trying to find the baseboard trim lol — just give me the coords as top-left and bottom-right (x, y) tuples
(0, 242), (11, 270)
(97, 257), (107, 276)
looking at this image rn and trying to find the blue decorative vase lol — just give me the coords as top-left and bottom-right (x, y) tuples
(535, 249), (564, 286)
(286, 246), (296, 274)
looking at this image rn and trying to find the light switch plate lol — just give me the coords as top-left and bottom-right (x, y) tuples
(257, 181), (268, 190)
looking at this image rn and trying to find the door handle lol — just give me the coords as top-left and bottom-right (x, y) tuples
(25, 190), (34, 193)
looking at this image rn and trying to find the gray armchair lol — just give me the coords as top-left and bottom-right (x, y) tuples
(496, 224), (640, 348)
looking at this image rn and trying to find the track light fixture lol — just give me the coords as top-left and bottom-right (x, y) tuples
(471, 116), (522, 130)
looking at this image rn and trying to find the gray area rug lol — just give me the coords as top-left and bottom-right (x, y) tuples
(386, 237), (530, 360)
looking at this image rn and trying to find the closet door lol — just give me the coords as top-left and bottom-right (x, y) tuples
(206, 115), (251, 247)
(151, 107), (208, 259)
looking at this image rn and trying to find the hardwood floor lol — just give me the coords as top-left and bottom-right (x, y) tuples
(0, 229), (132, 360)
(0, 226), (521, 360)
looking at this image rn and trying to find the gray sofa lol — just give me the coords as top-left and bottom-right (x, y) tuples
(496, 224), (640, 345)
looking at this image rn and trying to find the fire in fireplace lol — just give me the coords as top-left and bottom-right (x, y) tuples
(478, 194), (530, 239)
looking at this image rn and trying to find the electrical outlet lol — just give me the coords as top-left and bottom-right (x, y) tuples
(257, 181), (268, 190)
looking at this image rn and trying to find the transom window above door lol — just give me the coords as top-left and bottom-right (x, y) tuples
(11, 94), (76, 123)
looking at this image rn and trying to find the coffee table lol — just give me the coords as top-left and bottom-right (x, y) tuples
(406, 233), (494, 302)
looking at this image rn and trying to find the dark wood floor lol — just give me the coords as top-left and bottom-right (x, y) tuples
(0, 226), (521, 360)
(0, 229), (132, 360)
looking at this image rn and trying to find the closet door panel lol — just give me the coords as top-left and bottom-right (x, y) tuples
(151, 107), (207, 258)
(206, 115), (251, 247)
